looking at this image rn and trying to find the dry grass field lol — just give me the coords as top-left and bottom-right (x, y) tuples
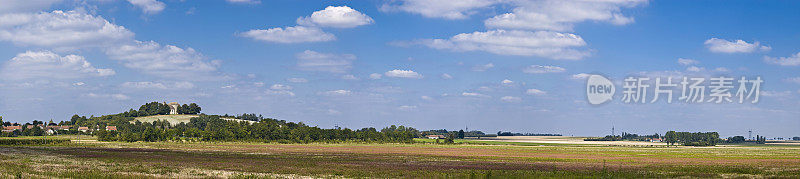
(1, 136), (799, 178)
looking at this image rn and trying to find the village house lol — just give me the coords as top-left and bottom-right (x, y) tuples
(106, 126), (117, 131)
(78, 127), (90, 133)
(426, 135), (446, 139)
(2, 125), (21, 133)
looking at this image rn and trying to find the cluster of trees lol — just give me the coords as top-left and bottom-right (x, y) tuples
(664, 131), (720, 146)
(421, 129), (494, 138)
(726, 136), (746, 143)
(119, 102), (202, 117)
(97, 114), (419, 143)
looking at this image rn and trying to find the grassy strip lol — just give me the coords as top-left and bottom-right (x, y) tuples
(0, 138), (70, 145)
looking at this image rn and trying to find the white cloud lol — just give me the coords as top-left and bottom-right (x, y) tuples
(380, 0), (497, 20)
(764, 52), (800, 66)
(523, 65), (566, 74)
(239, 26), (335, 43)
(714, 67), (730, 72)
(287, 78), (308, 83)
(526, 89), (546, 95)
(369, 73), (382, 79)
(686, 66), (704, 72)
(500, 96), (522, 102)
(319, 89), (352, 96)
(462, 92), (489, 98)
(341, 74), (359, 80)
(502, 79), (513, 85)
(1, 51), (114, 80)
(85, 93), (130, 100)
(384, 69), (423, 79)
(105, 40), (221, 80)
(421, 96), (433, 100)
(297, 6), (374, 28)
(677, 58), (699, 66)
(0, 10), (134, 49)
(419, 30), (589, 59)
(126, 0), (166, 14)
(471, 63), (494, 72)
(121, 81), (195, 90)
(571, 73), (590, 80)
(326, 109), (342, 115)
(397, 105), (418, 111)
(484, 0), (646, 31)
(225, 0), (260, 4)
(270, 84), (292, 90)
(704, 38), (771, 53)
(265, 89), (295, 96)
(295, 50), (355, 73)
(441, 73), (453, 79)
(0, 0), (61, 14)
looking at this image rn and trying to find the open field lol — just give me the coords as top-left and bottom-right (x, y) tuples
(472, 136), (670, 146)
(133, 115), (252, 124)
(1, 136), (799, 178)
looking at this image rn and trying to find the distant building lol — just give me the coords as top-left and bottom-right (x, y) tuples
(78, 127), (90, 132)
(426, 135), (446, 139)
(106, 126), (117, 131)
(166, 102), (180, 115)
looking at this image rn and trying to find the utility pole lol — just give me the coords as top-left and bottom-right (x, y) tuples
(612, 125), (615, 137)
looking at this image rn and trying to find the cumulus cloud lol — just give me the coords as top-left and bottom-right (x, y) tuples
(397, 105), (418, 111)
(121, 81), (195, 90)
(319, 89), (352, 96)
(500, 96), (522, 102)
(764, 52), (800, 66)
(369, 73), (382, 79)
(341, 74), (359, 80)
(1, 51), (114, 80)
(677, 58), (699, 66)
(286, 78), (308, 83)
(502, 79), (513, 85)
(0, 10), (134, 49)
(384, 69), (423, 79)
(270, 84), (292, 90)
(418, 30), (589, 59)
(381, 0), (645, 31)
(441, 73), (453, 79)
(472, 63), (494, 72)
(484, 0), (646, 31)
(295, 50), (355, 73)
(462, 92), (489, 98)
(105, 40), (221, 80)
(239, 26), (335, 43)
(523, 65), (565, 74)
(0, 0), (61, 13)
(704, 38), (771, 53)
(126, 0), (166, 14)
(380, 0), (497, 20)
(297, 6), (374, 28)
(526, 89), (546, 95)
(571, 73), (590, 80)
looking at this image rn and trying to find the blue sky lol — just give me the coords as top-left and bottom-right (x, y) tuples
(0, 0), (798, 137)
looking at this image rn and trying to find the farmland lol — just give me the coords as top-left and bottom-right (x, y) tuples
(1, 136), (799, 178)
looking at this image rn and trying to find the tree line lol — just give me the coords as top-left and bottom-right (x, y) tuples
(96, 114), (419, 143)
(664, 131), (719, 146)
